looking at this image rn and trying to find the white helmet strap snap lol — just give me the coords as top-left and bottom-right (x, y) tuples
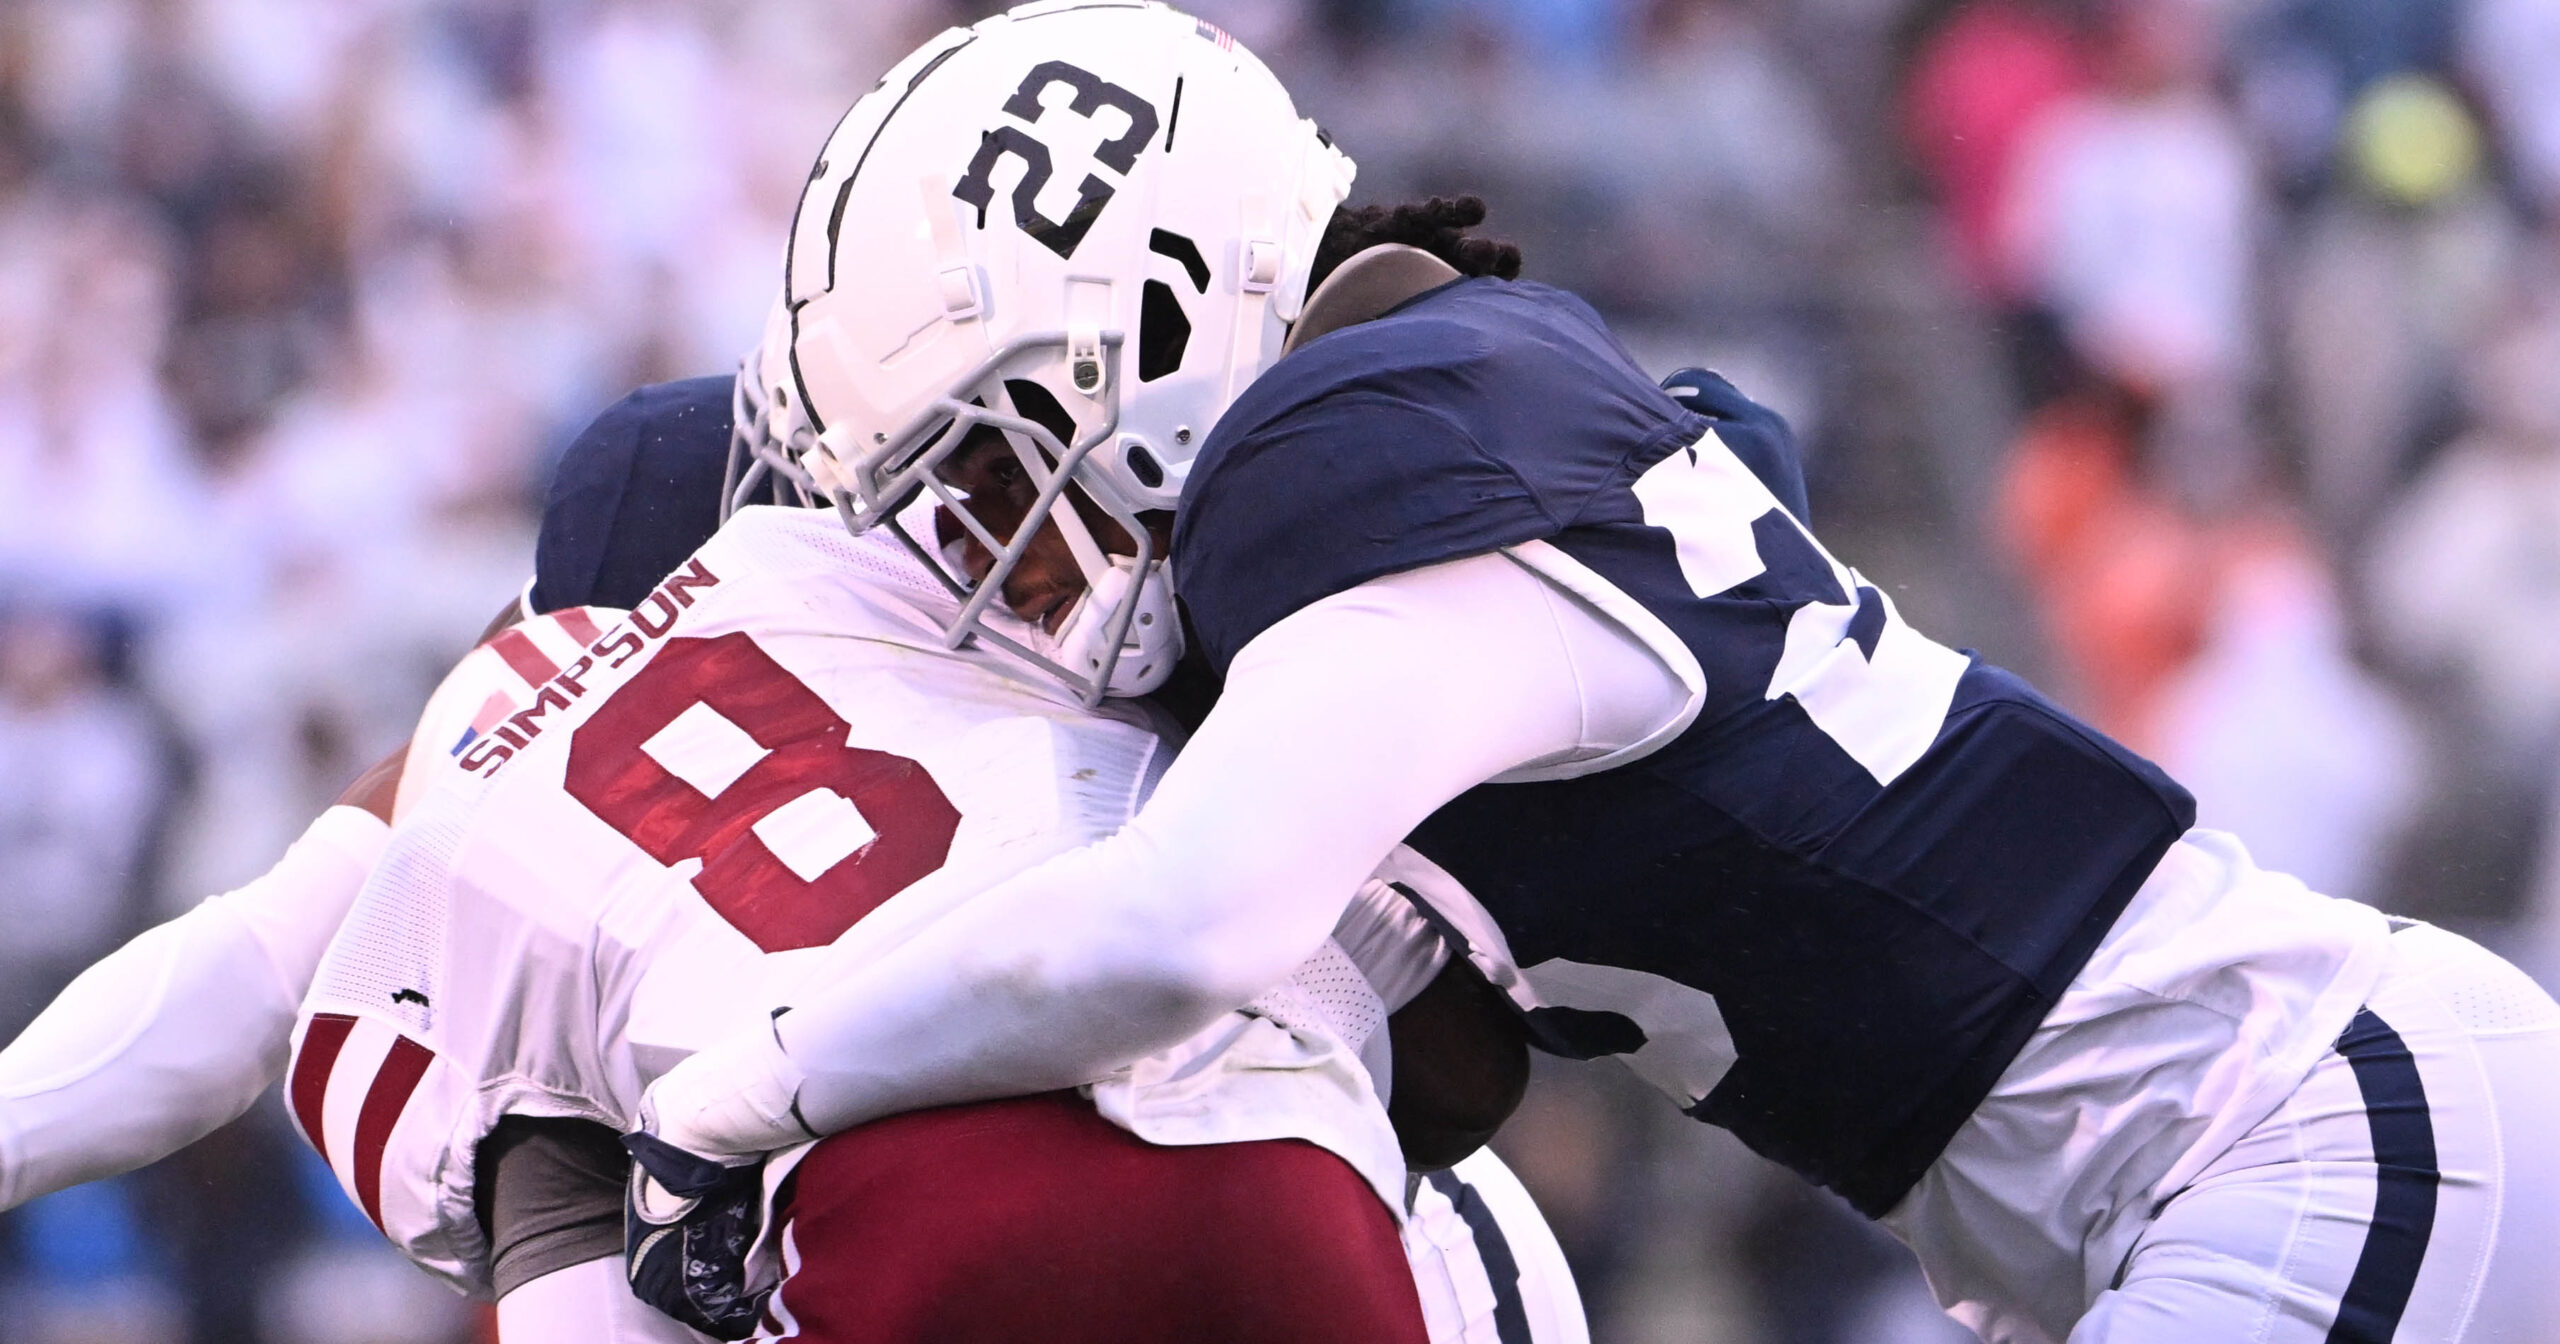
(924, 175), (986, 322)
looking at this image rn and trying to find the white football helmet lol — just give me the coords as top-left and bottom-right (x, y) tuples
(737, 1), (1355, 702)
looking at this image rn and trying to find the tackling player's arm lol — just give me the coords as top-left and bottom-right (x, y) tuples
(646, 550), (1685, 1159)
(0, 755), (398, 1209)
(0, 599), (537, 1211)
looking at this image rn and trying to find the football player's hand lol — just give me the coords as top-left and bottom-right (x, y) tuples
(621, 1130), (770, 1340)
(1659, 367), (1812, 524)
(640, 1013), (815, 1162)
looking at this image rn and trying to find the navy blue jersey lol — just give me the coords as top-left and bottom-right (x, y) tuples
(529, 376), (734, 614)
(1175, 279), (2196, 1216)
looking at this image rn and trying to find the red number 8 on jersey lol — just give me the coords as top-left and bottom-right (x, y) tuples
(565, 632), (961, 953)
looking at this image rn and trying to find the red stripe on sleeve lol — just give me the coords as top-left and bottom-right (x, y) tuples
(488, 627), (560, 688)
(289, 1013), (357, 1167)
(352, 1036), (437, 1230)
(555, 607), (604, 646)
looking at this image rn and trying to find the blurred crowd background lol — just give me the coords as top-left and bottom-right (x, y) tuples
(2, 0), (2557, 1339)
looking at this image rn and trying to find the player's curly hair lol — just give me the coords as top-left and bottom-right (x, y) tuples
(1307, 195), (1523, 295)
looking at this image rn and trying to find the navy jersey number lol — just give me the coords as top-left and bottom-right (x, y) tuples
(1631, 432), (1967, 785)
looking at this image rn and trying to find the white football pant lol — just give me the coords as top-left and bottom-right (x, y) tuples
(2073, 923), (2560, 1343)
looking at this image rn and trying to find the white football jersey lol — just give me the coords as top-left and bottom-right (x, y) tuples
(286, 507), (1401, 1293)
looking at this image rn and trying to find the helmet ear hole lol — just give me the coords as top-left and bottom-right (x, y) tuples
(1137, 280), (1192, 383)
(1125, 443), (1165, 489)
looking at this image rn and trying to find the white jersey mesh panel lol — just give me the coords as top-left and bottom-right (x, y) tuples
(308, 795), (467, 1039)
(1249, 938), (1388, 1060)
(2441, 946), (2560, 1034)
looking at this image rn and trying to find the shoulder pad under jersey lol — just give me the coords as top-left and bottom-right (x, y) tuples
(531, 376), (733, 614)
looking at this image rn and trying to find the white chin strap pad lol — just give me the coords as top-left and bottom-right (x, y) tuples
(1054, 557), (1182, 698)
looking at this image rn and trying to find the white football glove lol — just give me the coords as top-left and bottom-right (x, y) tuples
(638, 1014), (814, 1163)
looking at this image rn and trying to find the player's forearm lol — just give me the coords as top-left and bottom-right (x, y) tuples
(0, 904), (293, 1207)
(0, 807), (386, 1208)
(647, 823), (1331, 1157)
(650, 553), (1640, 1157)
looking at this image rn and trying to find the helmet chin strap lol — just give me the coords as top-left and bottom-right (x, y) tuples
(1046, 550), (1182, 699)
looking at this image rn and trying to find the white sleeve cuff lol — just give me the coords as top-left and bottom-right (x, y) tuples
(301, 803), (394, 869)
(1333, 868), (1453, 1013)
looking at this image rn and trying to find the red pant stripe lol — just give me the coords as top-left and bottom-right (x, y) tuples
(351, 1036), (435, 1229)
(289, 1013), (357, 1167)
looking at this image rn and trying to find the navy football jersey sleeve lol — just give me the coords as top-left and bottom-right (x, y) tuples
(1174, 392), (1558, 671)
(1177, 281), (1710, 673)
(529, 375), (734, 614)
